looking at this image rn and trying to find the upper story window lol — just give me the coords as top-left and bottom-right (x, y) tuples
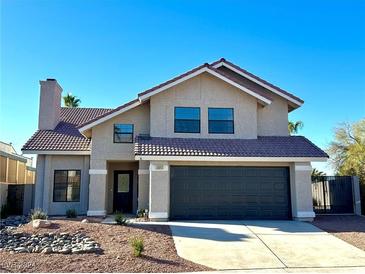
(208, 108), (234, 134)
(174, 107), (200, 133)
(53, 170), (81, 202)
(114, 124), (134, 143)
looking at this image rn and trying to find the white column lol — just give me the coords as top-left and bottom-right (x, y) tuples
(149, 161), (169, 221)
(291, 162), (315, 221)
(87, 160), (107, 216)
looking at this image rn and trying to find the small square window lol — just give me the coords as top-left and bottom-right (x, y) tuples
(208, 108), (234, 134)
(114, 124), (134, 143)
(174, 107), (200, 133)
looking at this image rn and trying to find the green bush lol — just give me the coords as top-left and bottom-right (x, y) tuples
(30, 208), (48, 220)
(130, 237), (144, 257)
(0, 204), (10, 219)
(136, 209), (148, 219)
(66, 208), (77, 218)
(114, 212), (128, 225)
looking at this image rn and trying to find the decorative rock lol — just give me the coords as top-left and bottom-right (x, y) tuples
(41, 247), (52, 254)
(32, 219), (52, 229)
(81, 219), (89, 223)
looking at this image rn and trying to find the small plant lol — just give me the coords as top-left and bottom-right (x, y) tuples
(114, 212), (128, 225)
(0, 204), (10, 219)
(66, 208), (77, 218)
(30, 208), (48, 220)
(130, 237), (144, 257)
(136, 208), (149, 220)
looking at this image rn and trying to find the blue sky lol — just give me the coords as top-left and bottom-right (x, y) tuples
(1, 0), (364, 172)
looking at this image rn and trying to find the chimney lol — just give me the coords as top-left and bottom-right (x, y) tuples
(38, 79), (63, 130)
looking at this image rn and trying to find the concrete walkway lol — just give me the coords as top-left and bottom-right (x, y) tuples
(169, 220), (365, 270)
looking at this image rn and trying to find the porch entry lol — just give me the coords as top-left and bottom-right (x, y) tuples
(113, 170), (133, 213)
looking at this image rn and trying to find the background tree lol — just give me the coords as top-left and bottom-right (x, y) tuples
(63, 92), (81, 107)
(288, 121), (304, 135)
(312, 168), (326, 177)
(327, 119), (365, 184)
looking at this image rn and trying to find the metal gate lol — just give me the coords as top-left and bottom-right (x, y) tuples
(7, 185), (25, 215)
(312, 176), (354, 214)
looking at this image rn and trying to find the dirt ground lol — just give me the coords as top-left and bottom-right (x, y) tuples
(0, 218), (210, 273)
(313, 215), (365, 251)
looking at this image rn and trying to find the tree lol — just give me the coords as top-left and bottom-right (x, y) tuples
(288, 121), (304, 135)
(327, 119), (365, 184)
(63, 93), (81, 107)
(311, 168), (326, 179)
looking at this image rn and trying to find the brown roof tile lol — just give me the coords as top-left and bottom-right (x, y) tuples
(22, 107), (112, 151)
(135, 136), (328, 158)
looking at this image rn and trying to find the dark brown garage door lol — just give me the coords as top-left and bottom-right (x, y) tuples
(170, 166), (291, 220)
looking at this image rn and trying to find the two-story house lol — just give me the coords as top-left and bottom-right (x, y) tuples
(22, 58), (327, 221)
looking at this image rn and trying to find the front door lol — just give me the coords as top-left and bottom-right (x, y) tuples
(113, 170), (133, 213)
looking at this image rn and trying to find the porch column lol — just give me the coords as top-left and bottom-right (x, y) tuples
(149, 161), (169, 221)
(138, 160), (150, 210)
(87, 160), (107, 216)
(290, 162), (315, 221)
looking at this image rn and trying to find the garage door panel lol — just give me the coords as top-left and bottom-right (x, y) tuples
(170, 166), (291, 220)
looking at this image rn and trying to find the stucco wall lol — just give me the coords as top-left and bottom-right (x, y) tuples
(150, 73), (258, 139)
(91, 102), (150, 163)
(257, 93), (289, 136)
(34, 155), (90, 215)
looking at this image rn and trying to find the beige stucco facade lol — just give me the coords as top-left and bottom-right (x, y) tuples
(34, 155), (90, 215)
(30, 66), (321, 222)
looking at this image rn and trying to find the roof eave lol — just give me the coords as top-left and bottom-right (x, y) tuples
(21, 150), (91, 155)
(139, 66), (272, 106)
(135, 155), (328, 162)
(212, 60), (304, 108)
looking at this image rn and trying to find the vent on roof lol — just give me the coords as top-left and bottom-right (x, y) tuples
(46, 78), (56, 81)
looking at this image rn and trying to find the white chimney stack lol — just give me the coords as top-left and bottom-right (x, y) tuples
(38, 79), (63, 130)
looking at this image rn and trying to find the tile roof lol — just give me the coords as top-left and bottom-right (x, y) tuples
(211, 58), (304, 104)
(134, 136), (328, 158)
(22, 107), (112, 151)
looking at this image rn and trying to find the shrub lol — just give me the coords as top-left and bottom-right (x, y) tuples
(30, 208), (48, 220)
(130, 237), (144, 257)
(0, 204), (10, 219)
(66, 208), (77, 218)
(136, 209), (149, 219)
(114, 212), (128, 225)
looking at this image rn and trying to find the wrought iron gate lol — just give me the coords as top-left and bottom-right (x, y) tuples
(312, 176), (354, 214)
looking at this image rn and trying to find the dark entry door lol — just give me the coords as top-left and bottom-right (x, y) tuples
(113, 171), (133, 213)
(170, 166), (291, 220)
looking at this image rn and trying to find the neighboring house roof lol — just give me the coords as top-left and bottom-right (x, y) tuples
(78, 58), (302, 132)
(22, 107), (112, 152)
(134, 136), (328, 159)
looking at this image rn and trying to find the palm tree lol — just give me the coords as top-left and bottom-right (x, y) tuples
(312, 168), (326, 178)
(63, 93), (81, 107)
(288, 121), (304, 135)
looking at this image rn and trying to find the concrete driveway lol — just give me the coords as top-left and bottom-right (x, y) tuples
(169, 220), (365, 270)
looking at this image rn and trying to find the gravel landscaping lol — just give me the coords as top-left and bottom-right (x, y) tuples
(0, 218), (210, 273)
(313, 215), (365, 251)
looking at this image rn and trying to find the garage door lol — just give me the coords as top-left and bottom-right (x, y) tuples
(170, 166), (291, 220)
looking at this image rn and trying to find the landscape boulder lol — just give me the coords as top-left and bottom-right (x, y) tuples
(32, 219), (52, 229)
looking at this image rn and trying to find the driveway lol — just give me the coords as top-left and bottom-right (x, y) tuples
(169, 220), (365, 270)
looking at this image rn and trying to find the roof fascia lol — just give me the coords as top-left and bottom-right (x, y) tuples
(212, 61), (303, 107)
(139, 66), (272, 105)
